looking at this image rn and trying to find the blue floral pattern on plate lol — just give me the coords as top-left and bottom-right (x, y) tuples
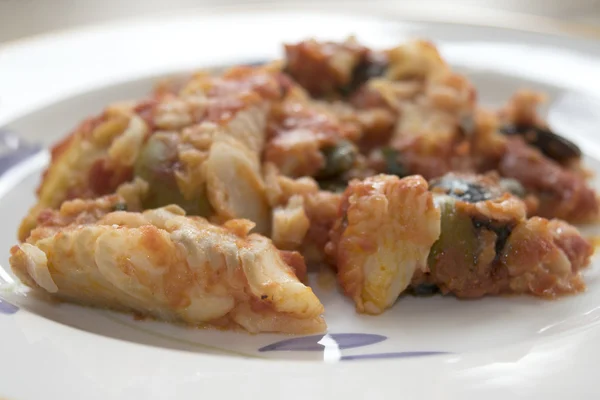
(259, 333), (448, 360)
(0, 298), (19, 314)
(0, 129), (38, 315)
(259, 333), (387, 352)
(0, 129), (42, 177)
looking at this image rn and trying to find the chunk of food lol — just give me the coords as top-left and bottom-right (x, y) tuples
(12, 36), (599, 325)
(19, 64), (285, 241)
(264, 167), (343, 263)
(204, 133), (271, 234)
(328, 172), (593, 311)
(418, 173), (593, 297)
(284, 38), (369, 97)
(271, 195), (310, 250)
(284, 38), (598, 224)
(499, 137), (598, 222)
(18, 109), (145, 241)
(264, 87), (360, 178)
(133, 132), (212, 215)
(326, 175), (441, 314)
(11, 203), (325, 334)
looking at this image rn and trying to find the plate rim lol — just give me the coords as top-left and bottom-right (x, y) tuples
(1, 9), (600, 400)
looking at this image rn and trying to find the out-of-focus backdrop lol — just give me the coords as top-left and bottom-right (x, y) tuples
(1, 0), (600, 44)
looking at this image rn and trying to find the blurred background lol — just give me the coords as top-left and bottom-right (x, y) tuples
(1, 0), (600, 44)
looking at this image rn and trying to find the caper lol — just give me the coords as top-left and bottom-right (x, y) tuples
(317, 179), (348, 193)
(134, 134), (212, 216)
(381, 147), (407, 177)
(112, 202), (128, 212)
(317, 140), (358, 179)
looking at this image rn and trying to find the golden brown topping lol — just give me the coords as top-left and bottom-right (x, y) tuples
(12, 206), (325, 333)
(327, 175), (440, 313)
(272, 195), (310, 250)
(284, 38), (368, 97)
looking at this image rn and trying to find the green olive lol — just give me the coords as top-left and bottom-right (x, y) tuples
(134, 134), (212, 216)
(428, 196), (478, 270)
(318, 140), (358, 179)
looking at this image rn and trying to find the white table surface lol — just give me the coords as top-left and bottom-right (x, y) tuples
(0, 0), (599, 44)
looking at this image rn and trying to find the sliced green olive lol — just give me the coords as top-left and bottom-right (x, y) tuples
(134, 134), (212, 216)
(318, 140), (358, 179)
(428, 196), (479, 270)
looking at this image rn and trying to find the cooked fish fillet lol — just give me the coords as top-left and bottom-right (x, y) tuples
(11, 205), (325, 334)
(327, 175), (441, 314)
(18, 65), (284, 241)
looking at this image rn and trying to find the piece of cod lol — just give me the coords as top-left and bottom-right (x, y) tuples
(10, 198), (325, 334)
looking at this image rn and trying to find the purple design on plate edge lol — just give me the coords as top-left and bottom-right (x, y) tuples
(0, 129), (42, 177)
(0, 298), (19, 314)
(243, 59), (268, 67)
(259, 333), (387, 352)
(341, 351), (449, 361)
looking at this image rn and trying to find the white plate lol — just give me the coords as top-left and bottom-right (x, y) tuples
(1, 9), (600, 400)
